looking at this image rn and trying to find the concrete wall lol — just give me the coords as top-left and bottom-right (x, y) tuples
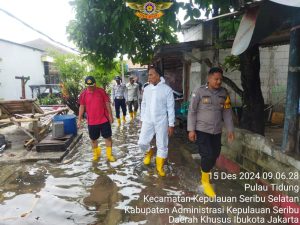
(219, 45), (289, 111)
(187, 49), (214, 97)
(0, 40), (45, 100)
(220, 128), (300, 198)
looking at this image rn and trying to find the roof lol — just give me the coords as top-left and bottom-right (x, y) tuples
(23, 38), (72, 54)
(0, 38), (44, 52)
(232, 0), (300, 55)
(181, 20), (203, 30)
(154, 40), (203, 57)
(153, 41), (204, 70)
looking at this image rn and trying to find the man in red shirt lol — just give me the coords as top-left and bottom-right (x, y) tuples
(77, 76), (116, 162)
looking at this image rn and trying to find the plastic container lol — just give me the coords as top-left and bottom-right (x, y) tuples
(180, 101), (189, 115)
(52, 121), (64, 138)
(53, 114), (77, 135)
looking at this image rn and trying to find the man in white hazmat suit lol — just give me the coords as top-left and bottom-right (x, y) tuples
(138, 66), (175, 177)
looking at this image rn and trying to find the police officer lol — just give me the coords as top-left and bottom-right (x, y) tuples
(112, 76), (127, 126)
(187, 67), (234, 198)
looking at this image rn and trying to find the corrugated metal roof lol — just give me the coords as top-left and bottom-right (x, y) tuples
(270, 0), (300, 7)
(232, 0), (300, 55)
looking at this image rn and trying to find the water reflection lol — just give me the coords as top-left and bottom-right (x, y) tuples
(0, 119), (280, 225)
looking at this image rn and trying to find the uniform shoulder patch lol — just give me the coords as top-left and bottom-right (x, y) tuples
(224, 95), (232, 109)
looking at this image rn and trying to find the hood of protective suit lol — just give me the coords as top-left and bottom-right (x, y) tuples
(141, 76), (175, 126)
(149, 77), (165, 89)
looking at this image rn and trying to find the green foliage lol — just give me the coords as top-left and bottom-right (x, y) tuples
(67, 0), (254, 68)
(39, 94), (61, 105)
(50, 51), (87, 84)
(223, 55), (240, 72)
(89, 60), (121, 89)
(219, 17), (241, 41)
(50, 52), (87, 115)
(67, 0), (181, 65)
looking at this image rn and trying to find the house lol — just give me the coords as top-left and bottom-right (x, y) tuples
(154, 19), (290, 111)
(0, 38), (71, 100)
(0, 39), (45, 100)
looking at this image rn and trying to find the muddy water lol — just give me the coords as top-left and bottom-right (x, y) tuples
(0, 120), (284, 225)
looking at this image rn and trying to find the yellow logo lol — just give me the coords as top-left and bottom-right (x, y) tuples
(126, 2), (173, 20)
(87, 79), (92, 84)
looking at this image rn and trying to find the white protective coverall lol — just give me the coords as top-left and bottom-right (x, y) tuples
(138, 77), (175, 158)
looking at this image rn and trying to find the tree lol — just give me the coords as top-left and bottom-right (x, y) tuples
(51, 52), (87, 115)
(239, 45), (265, 135)
(90, 60), (122, 90)
(67, 0), (182, 65)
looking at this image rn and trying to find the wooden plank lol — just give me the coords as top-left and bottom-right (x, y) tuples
(0, 99), (43, 115)
(33, 102), (44, 114)
(34, 107), (68, 118)
(0, 99), (36, 104)
(36, 134), (74, 152)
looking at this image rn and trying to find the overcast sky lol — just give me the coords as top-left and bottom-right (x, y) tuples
(0, 0), (75, 47)
(0, 0), (191, 50)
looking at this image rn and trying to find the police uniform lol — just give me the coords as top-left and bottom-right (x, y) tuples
(112, 83), (127, 119)
(187, 84), (234, 172)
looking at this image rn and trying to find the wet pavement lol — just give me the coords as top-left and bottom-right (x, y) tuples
(0, 118), (287, 225)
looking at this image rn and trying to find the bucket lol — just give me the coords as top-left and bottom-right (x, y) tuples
(53, 114), (77, 135)
(52, 121), (64, 138)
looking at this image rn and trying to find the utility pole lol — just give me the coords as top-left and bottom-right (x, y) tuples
(15, 76), (30, 99)
(121, 61), (125, 83)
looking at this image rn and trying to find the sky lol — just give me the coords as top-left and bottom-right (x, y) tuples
(0, 0), (75, 49)
(0, 0), (191, 50)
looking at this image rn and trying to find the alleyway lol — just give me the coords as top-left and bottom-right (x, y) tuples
(0, 119), (286, 225)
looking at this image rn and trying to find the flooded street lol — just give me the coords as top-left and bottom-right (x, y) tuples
(0, 119), (285, 225)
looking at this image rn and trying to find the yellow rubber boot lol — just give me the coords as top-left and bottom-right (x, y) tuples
(156, 157), (166, 177)
(143, 149), (154, 165)
(122, 115), (126, 123)
(133, 111), (137, 118)
(93, 146), (101, 161)
(106, 146), (116, 162)
(117, 118), (121, 126)
(129, 112), (133, 121)
(201, 171), (216, 198)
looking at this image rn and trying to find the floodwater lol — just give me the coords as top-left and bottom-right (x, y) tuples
(0, 119), (286, 225)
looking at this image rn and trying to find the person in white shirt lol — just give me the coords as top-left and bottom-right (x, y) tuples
(126, 75), (139, 120)
(112, 76), (127, 126)
(138, 66), (175, 177)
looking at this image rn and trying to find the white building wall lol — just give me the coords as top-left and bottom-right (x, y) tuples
(188, 49), (214, 97)
(259, 45), (289, 111)
(189, 62), (201, 98)
(0, 40), (45, 100)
